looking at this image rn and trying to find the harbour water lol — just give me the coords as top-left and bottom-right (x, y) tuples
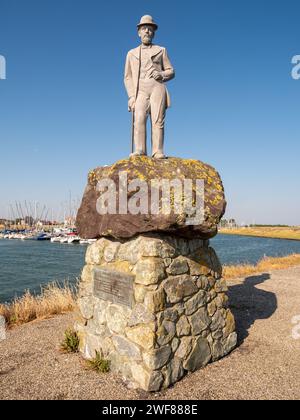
(1, 234), (300, 303)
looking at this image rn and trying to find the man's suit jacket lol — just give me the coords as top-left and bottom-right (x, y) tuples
(124, 45), (175, 108)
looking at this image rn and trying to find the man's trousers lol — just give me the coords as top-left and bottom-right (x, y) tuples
(134, 78), (167, 156)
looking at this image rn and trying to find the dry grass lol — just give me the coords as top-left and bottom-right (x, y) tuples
(0, 282), (77, 328)
(220, 227), (300, 241)
(223, 253), (300, 279)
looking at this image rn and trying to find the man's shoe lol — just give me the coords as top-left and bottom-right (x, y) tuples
(130, 151), (146, 158)
(152, 152), (167, 159)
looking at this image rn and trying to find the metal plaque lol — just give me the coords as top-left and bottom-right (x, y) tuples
(93, 267), (135, 308)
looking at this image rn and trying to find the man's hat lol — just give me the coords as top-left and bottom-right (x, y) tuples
(137, 15), (158, 31)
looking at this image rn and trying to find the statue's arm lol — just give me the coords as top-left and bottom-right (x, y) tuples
(161, 48), (175, 82)
(124, 52), (135, 99)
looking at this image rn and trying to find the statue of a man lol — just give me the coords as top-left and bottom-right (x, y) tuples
(124, 15), (175, 159)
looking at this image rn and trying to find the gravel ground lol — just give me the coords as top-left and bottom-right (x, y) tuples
(1, 266), (300, 400)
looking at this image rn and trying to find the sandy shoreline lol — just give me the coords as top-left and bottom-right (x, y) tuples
(1, 265), (300, 400)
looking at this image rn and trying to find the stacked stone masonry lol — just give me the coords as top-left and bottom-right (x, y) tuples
(75, 234), (237, 391)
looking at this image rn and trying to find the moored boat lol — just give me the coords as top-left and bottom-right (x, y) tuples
(68, 236), (80, 244)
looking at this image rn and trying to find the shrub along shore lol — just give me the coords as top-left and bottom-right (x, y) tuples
(1, 254), (300, 328)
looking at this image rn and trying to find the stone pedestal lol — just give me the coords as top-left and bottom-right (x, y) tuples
(75, 234), (237, 391)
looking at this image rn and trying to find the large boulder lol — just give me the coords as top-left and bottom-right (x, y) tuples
(76, 156), (226, 239)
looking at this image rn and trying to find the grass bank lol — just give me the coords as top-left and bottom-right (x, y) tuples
(223, 253), (300, 279)
(0, 282), (77, 328)
(220, 226), (300, 241)
(1, 254), (300, 328)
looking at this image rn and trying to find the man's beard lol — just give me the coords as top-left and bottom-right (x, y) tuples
(143, 36), (152, 44)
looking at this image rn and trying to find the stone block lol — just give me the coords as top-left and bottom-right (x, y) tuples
(112, 335), (142, 361)
(103, 241), (121, 262)
(156, 320), (176, 346)
(144, 288), (166, 312)
(163, 275), (198, 303)
(78, 296), (94, 320)
(176, 315), (191, 336)
(162, 357), (185, 387)
(189, 307), (211, 335)
(166, 257), (189, 275)
(143, 345), (172, 370)
(85, 238), (109, 265)
(183, 337), (212, 371)
(175, 336), (193, 359)
(128, 303), (155, 327)
(130, 364), (164, 392)
(223, 332), (237, 354)
(185, 290), (207, 315)
(81, 264), (93, 283)
(106, 304), (131, 334)
(135, 258), (166, 285)
(125, 324), (156, 351)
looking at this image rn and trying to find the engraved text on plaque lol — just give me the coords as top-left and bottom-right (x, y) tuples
(93, 267), (134, 308)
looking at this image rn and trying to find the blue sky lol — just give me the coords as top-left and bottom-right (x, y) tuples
(0, 0), (299, 225)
